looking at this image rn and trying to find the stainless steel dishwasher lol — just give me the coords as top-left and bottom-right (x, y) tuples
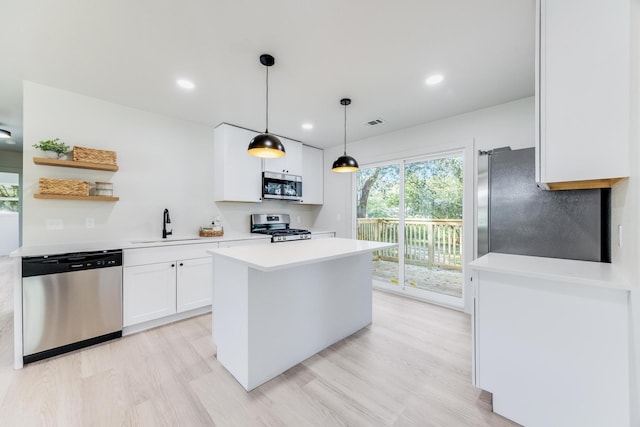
(22, 249), (123, 364)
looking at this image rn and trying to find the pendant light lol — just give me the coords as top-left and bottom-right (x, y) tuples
(0, 129), (10, 139)
(247, 54), (286, 158)
(332, 98), (359, 173)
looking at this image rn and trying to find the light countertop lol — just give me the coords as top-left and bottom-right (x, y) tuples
(10, 233), (271, 258)
(208, 238), (396, 272)
(469, 253), (630, 291)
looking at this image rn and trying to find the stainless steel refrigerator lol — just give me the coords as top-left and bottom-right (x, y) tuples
(477, 147), (609, 262)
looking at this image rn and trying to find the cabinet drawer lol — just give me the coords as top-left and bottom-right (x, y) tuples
(124, 243), (219, 266)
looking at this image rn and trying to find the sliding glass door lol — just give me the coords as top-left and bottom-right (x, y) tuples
(356, 152), (464, 307)
(356, 164), (400, 287)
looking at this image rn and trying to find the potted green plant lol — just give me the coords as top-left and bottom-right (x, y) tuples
(32, 138), (71, 159)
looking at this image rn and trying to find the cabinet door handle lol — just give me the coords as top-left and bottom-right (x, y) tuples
(171, 264), (175, 267)
(179, 262), (184, 266)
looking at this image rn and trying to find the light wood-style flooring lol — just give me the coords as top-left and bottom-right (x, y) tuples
(0, 256), (519, 426)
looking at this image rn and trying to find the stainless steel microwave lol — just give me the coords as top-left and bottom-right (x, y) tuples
(262, 171), (302, 201)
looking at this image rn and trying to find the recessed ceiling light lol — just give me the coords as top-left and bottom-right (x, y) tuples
(177, 79), (195, 89)
(302, 123), (313, 130)
(425, 74), (444, 85)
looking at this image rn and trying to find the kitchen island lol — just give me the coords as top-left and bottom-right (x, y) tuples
(207, 238), (396, 391)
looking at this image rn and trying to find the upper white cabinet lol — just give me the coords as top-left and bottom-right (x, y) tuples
(213, 123), (323, 203)
(300, 145), (324, 205)
(214, 124), (263, 202)
(264, 137), (303, 176)
(535, 0), (630, 190)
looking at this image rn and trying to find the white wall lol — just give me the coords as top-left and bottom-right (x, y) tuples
(22, 82), (319, 246)
(611, 0), (640, 422)
(314, 96), (535, 238)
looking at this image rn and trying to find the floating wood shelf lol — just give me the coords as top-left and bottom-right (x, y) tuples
(33, 157), (119, 172)
(34, 194), (119, 202)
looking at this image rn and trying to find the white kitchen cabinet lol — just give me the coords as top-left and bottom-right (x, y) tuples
(123, 262), (177, 326)
(176, 257), (213, 313)
(300, 145), (324, 205)
(213, 123), (263, 202)
(264, 137), (303, 176)
(535, 0), (630, 189)
(123, 243), (218, 327)
(470, 254), (630, 427)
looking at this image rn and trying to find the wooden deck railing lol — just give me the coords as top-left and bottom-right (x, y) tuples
(357, 218), (463, 271)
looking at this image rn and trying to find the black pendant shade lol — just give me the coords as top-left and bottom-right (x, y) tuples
(0, 129), (11, 139)
(332, 98), (359, 173)
(248, 133), (285, 158)
(332, 154), (359, 172)
(248, 54), (286, 158)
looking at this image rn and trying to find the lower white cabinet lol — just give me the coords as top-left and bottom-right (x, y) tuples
(123, 243), (218, 327)
(123, 257), (213, 327)
(471, 254), (630, 427)
(123, 239), (269, 328)
(176, 257), (214, 313)
(123, 262), (179, 326)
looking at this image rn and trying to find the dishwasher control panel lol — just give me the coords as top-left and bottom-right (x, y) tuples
(22, 249), (123, 277)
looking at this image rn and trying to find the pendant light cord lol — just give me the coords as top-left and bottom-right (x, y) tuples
(265, 66), (269, 133)
(343, 103), (347, 155)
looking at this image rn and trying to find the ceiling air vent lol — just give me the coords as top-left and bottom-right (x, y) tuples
(363, 118), (385, 127)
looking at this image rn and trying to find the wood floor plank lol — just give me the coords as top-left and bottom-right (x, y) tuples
(0, 256), (520, 427)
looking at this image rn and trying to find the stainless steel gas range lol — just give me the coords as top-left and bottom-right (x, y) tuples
(250, 213), (311, 242)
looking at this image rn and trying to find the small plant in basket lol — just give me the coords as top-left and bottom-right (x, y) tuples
(33, 138), (71, 159)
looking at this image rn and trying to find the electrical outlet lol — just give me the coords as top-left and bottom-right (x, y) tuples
(46, 219), (64, 230)
(86, 217), (95, 229)
(617, 224), (623, 248)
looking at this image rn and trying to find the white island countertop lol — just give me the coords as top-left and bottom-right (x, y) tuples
(469, 252), (630, 291)
(207, 238), (396, 272)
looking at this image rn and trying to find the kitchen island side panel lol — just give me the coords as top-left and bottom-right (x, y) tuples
(246, 253), (372, 390)
(212, 256), (250, 388)
(213, 252), (372, 391)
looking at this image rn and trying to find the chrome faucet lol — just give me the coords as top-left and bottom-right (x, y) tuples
(163, 208), (172, 239)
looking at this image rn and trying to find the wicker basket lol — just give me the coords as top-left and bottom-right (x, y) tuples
(39, 178), (90, 196)
(199, 227), (224, 237)
(73, 146), (117, 165)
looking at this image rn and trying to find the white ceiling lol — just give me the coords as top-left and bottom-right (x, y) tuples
(0, 0), (535, 152)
